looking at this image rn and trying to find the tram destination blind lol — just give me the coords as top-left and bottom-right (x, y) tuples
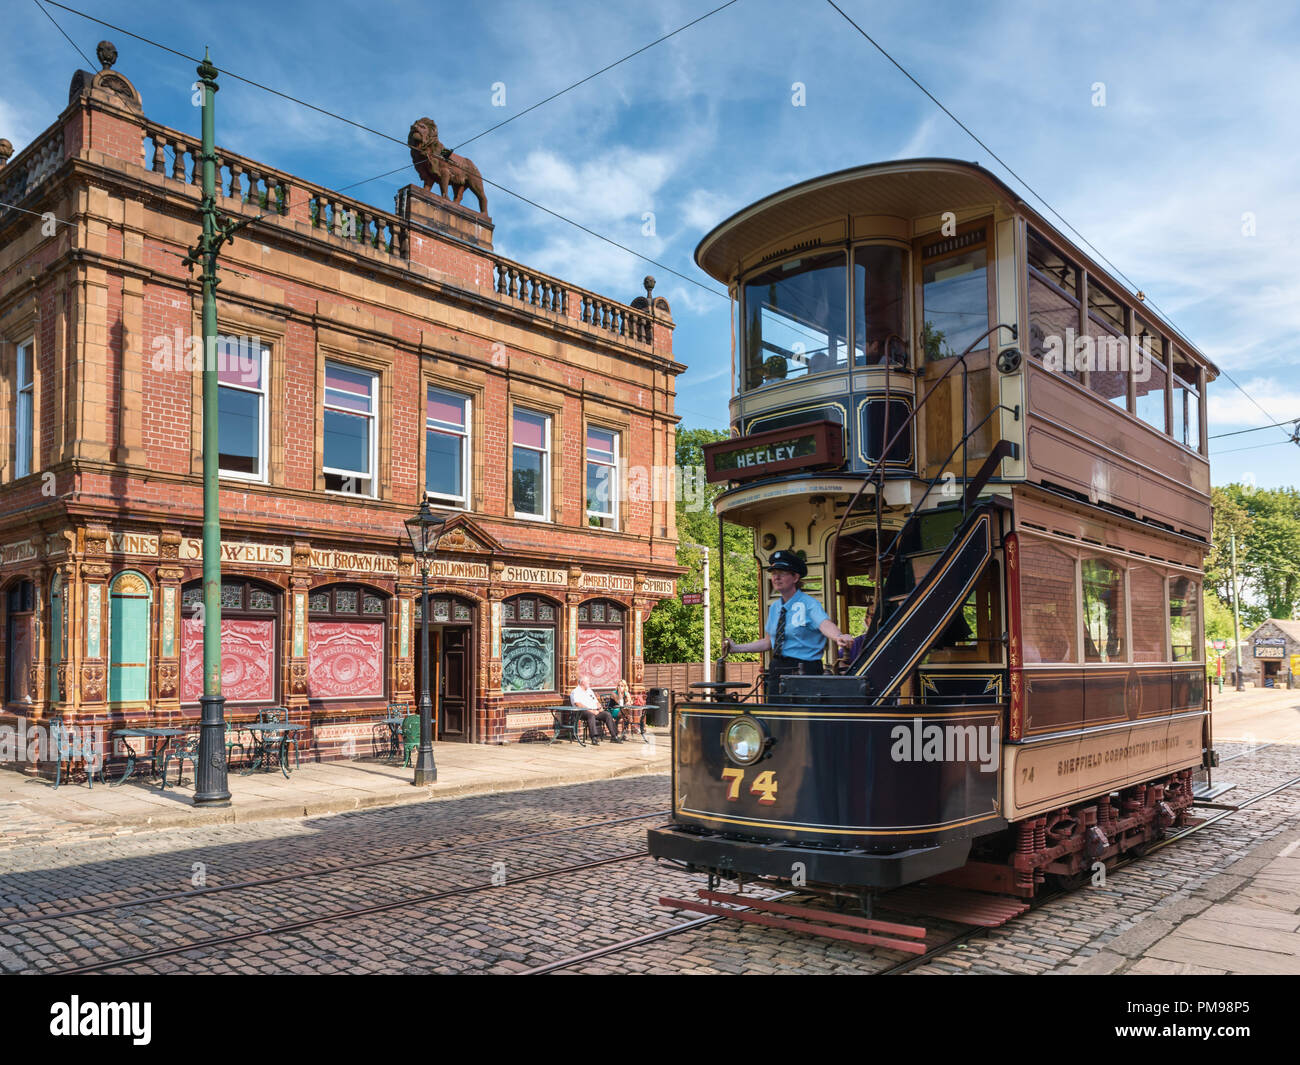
(703, 421), (844, 483)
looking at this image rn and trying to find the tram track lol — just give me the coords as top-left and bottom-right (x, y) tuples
(45, 850), (650, 976)
(521, 760), (1300, 975)
(0, 808), (668, 932)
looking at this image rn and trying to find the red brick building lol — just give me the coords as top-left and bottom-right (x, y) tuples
(0, 45), (681, 755)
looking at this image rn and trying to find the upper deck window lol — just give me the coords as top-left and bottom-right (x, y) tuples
(742, 252), (847, 390)
(1027, 230), (1082, 382)
(921, 229), (989, 360)
(1134, 321), (1168, 433)
(1086, 280), (1128, 409)
(1171, 350), (1200, 450)
(853, 245), (909, 366)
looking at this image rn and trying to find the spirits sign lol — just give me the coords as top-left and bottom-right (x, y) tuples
(703, 421), (843, 483)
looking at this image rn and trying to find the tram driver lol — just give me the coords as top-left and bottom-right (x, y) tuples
(721, 550), (854, 698)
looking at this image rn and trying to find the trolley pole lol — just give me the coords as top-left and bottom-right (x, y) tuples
(193, 50), (229, 806)
(1230, 531), (1245, 692)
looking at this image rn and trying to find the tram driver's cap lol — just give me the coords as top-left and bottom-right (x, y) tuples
(768, 551), (808, 578)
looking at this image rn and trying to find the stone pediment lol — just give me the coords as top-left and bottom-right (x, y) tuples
(437, 515), (499, 556)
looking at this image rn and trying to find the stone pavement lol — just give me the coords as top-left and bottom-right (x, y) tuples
(1078, 821), (1300, 975)
(0, 727), (671, 851)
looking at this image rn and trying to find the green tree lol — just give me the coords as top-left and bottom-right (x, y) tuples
(1207, 482), (1300, 623)
(644, 428), (762, 662)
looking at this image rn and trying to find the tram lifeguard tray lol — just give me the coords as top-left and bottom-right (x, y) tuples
(778, 675), (868, 701)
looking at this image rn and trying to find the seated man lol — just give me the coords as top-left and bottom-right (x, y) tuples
(569, 673), (622, 744)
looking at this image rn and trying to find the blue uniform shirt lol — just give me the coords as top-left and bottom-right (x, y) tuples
(766, 589), (829, 661)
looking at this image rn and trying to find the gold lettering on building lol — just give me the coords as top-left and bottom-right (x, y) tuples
(581, 571), (635, 592)
(106, 532), (160, 556)
(501, 565), (567, 586)
(179, 538), (291, 566)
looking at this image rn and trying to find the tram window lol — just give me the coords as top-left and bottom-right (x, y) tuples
(922, 247), (989, 360)
(1028, 231), (1082, 381)
(742, 252), (848, 389)
(1086, 281), (1128, 408)
(1168, 577), (1201, 662)
(853, 246), (909, 366)
(1130, 567), (1167, 663)
(1170, 351), (1200, 449)
(1135, 356), (1168, 433)
(1019, 539), (1077, 663)
(922, 561), (1001, 663)
(1081, 556), (1126, 663)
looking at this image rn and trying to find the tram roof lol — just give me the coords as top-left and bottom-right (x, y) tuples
(695, 158), (1217, 377)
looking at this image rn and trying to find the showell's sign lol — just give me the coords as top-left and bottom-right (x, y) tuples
(703, 420), (844, 483)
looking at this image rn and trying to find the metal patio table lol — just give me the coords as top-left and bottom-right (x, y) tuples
(105, 727), (189, 786)
(609, 704), (649, 743)
(242, 722), (305, 777)
(547, 705), (585, 746)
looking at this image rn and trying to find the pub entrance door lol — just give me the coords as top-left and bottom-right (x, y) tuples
(414, 595), (476, 741)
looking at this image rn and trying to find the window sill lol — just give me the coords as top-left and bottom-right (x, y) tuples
(514, 512), (551, 523)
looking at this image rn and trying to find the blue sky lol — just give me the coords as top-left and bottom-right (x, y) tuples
(5, 0), (1299, 488)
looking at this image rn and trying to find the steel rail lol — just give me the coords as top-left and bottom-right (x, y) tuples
(1, 808), (667, 931)
(878, 769), (1300, 975)
(44, 850), (650, 976)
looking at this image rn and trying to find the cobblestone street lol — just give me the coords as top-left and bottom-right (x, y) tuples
(2, 730), (1297, 975)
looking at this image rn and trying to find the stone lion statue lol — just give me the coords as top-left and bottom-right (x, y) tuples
(408, 118), (487, 214)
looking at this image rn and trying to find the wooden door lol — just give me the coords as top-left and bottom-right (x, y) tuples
(440, 627), (469, 739)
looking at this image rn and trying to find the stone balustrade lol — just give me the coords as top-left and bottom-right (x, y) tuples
(0, 129), (65, 223)
(0, 116), (658, 350)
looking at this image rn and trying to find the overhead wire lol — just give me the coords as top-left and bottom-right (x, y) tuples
(40, 0), (731, 298)
(824, 0), (1293, 444)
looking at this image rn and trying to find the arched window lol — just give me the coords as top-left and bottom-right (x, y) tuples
(501, 594), (557, 693)
(181, 578), (280, 704)
(577, 599), (625, 690)
(109, 571), (152, 703)
(307, 584), (386, 699)
(4, 580), (36, 705)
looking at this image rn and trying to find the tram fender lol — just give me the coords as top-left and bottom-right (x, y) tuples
(647, 825), (972, 889)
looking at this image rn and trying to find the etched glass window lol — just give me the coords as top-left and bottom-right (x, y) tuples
(501, 594), (558, 693)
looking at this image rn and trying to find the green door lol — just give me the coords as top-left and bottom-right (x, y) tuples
(109, 574), (151, 703)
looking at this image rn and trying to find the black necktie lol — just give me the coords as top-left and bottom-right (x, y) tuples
(773, 605), (787, 656)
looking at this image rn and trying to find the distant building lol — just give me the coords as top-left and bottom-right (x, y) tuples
(1238, 620), (1300, 688)
(0, 43), (682, 755)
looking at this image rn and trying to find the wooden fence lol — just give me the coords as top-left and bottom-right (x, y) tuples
(642, 661), (762, 695)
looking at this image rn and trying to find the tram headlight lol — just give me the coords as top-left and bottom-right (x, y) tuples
(724, 716), (766, 766)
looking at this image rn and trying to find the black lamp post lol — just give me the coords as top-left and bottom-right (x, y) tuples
(404, 501), (446, 784)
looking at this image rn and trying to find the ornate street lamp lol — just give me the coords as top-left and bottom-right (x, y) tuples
(404, 501), (446, 784)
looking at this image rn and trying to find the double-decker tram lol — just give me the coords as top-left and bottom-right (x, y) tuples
(648, 160), (1217, 905)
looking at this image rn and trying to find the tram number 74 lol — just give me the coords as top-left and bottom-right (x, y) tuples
(720, 767), (778, 805)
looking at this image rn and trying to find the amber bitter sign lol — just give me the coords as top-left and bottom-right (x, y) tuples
(703, 421), (844, 484)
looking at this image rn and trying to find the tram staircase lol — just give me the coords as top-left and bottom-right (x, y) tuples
(786, 344), (1020, 705)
